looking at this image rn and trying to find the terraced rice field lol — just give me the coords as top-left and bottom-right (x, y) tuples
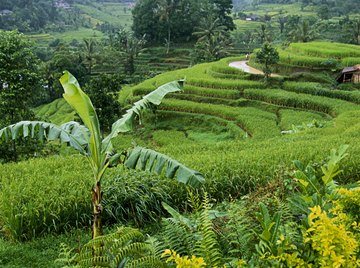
(36, 44), (360, 200)
(273, 41), (360, 70)
(75, 2), (132, 29)
(122, 55), (360, 193)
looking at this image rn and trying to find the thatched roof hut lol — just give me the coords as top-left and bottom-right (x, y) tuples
(337, 64), (360, 83)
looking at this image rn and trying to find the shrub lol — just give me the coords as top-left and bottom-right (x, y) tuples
(102, 169), (188, 227)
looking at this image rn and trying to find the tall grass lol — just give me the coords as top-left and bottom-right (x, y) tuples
(279, 109), (329, 130)
(289, 42), (360, 58)
(283, 82), (360, 104)
(0, 156), (92, 241)
(160, 98), (280, 139)
(243, 88), (358, 116)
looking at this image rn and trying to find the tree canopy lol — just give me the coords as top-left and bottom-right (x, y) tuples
(0, 30), (41, 126)
(132, 0), (235, 44)
(0, 30), (43, 161)
(255, 42), (279, 79)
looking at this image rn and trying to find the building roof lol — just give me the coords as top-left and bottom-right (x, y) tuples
(0, 9), (13, 16)
(341, 65), (360, 74)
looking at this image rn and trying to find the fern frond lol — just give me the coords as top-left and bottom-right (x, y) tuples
(125, 256), (164, 268)
(112, 242), (150, 265)
(195, 193), (223, 267)
(146, 236), (166, 259)
(162, 218), (195, 256)
(224, 202), (254, 260)
(77, 227), (161, 268)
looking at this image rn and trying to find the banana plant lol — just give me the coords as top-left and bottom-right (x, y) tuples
(0, 71), (204, 239)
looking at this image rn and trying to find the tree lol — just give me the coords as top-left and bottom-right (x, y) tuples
(132, 0), (235, 45)
(113, 29), (147, 75)
(256, 24), (271, 44)
(193, 17), (227, 43)
(192, 17), (232, 63)
(317, 4), (330, 20)
(43, 44), (87, 101)
(83, 74), (122, 132)
(0, 72), (204, 239)
(255, 43), (280, 80)
(340, 17), (360, 44)
(206, 0), (236, 32)
(82, 38), (98, 75)
(155, 0), (177, 54)
(289, 19), (317, 43)
(0, 30), (42, 161)
(0, 30), (41, 125)
(278, 16), (287, 34)
(132, 0), (162, 42)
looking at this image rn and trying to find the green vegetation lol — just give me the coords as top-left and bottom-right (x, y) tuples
(248, 41), (360, 73)
(3, 0), (360, 266)
(0, 156), (92, 240)
(75, 2), (132, 29)
(2, 38), (360, 265)
(0, 72), (203, 241)
(255, 42), (280, 79)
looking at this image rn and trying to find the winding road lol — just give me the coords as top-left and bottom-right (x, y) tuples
(229, 60), (280, 77)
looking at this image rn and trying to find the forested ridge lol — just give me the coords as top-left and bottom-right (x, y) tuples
(234, 0), (360, 15)
(0, 0), (135, 32)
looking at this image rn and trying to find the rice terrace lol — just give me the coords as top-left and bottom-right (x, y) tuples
(1, 0), (360, 267)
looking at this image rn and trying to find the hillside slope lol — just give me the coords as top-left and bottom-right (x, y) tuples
(36, 42), (360, 200)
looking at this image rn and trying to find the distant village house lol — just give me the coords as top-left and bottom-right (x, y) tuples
(337, 64), (360, 84)
(245, 15), (259, 21)
(53, 0), (71, 9)
(0, 10), (13, 16)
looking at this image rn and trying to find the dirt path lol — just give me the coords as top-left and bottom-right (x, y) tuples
(229, 60), (280, 77)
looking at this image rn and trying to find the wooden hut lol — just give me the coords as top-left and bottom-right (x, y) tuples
(337, 64), (360, 83)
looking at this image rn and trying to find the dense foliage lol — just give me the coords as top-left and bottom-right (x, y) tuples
(255, 42), (279, 78)
(132, 0), (235, 44)
(0, 30), (43, 162)
(83, 74), (123, 132)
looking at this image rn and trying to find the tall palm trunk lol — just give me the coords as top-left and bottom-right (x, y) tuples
(166, 21), (171, 54)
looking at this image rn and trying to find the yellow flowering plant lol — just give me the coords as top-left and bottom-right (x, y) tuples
(304, 206), (359, 267)
(162, 249), (207, 268)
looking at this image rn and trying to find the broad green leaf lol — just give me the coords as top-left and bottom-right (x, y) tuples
(162, 202), (194, 229)
(0, 121), (89, 154)
(102, 80), (184, 154)
(124, 146), (204, 188)
(60, 71), (104, 175)
(270, 212), (281, 246)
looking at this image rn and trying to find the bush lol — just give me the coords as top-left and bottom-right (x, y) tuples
(102, 168), (188, 227)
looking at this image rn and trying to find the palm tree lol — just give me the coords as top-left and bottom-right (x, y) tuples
(193, 17), (227, 44)
(155, 0), (176, 54)
(192, 17), (231, 62)
(82, 38), (97, 74)
(113, 29), (146, 75)
(289, 20), (317, 43)
(0, 72), (204, 239)
(256, 24), (272, 44)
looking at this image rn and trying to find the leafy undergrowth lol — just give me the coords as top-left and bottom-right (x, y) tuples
(59, 147), (360, 267)
(0, 229), (90, 268)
